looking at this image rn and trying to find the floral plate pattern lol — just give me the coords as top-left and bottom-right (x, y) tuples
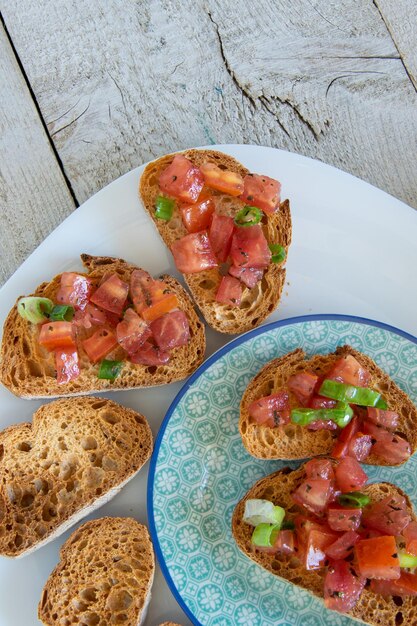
(148, 315), (417, 626)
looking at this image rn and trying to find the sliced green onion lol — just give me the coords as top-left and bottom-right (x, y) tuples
(319, 379), (387, 408)
(281, 519), (295, 530)
(49, 304), (74, 321)
(290, 402), (353, 428)
(155, 195), (175, 221)
(337, 492), (370, 508)
(269, 243), (286, 264)
(98, 360), (123, 380)
(399, 552), (417, 569)
(243, 499), (285, 527)
(17, 297), (54, 323)
(234, 205), (263, 227)
(251, 523), (281, 548)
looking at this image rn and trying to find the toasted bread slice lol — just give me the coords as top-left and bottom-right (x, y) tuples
(0, 397), (152, 557)
(139, 149), (292, 334)
(240, 345), (417, 464)
(232, 463), (417, 626)
(39, 517), (154, 626)
(0, 254), (205, 398)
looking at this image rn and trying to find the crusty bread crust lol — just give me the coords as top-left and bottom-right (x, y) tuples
(139, 149), (292, 334)
(232, 463), (417, 626)
(239, 345), (417, 464)
(0, 254), (205, 398)
(0, 397), (153, 557)
(38, 517), (154, 626)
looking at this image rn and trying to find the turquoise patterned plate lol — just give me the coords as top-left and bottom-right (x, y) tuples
(148, 315), (417, 626)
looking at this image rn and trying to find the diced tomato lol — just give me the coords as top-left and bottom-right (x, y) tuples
(90, 274), (129, 316)
(215, 276), (242, 306)
(230, 225), (271, 269)
(130, 269), (154, 313)
(200, 163), (244, 196)
(367, 407), (399, 431)
(348, 432), (372, 462)
(370, 572), (417, 597)
(171, 231), (218, 273)
(105, 311), (121, 328)
(339, 415), (361, 443)
(309, 395), (337, 409)
(335, 457), (368, 492)
(129, 270), (178, 321)
(208, 214), (235, 263)
(39, 321), (75, 351)
(129, 341), (170, 366)
(331, 439), (349, 459)
(308, 420), (338, 431)
(159, 155), (204, 203)
(55, 349), (80, 384)
(259, 530), (296, 556)
(240, 173), (281, 215)
(327, 355), (371, 387)
(142, 292), (179, 322)
(180, 196), (215, 233)
(372, 433), (411, 465)
(150, 310), (190, 352)
(287, 371), (319, 406)
(73, 303), (107, 329)
(116, 308), (151, 355)
(362, 495), (411, 535)
(328, 506), (362, 532)
(305, 459), (335, 481)
(303, 528), (339, 570)
(403, 521), (417, 555)
(82, 328), (118, 364)
(355, 536), (400, 580)
(324, 559), (366, 613)
(248, 392), (290, 428)
(292, 479), (333, 515)
(228, 265), (263, 289)
(325, 531), (360, 560)
(56, 272), (92, 310)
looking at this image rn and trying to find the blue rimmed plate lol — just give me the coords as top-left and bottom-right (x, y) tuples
(148, 314), (417, 626)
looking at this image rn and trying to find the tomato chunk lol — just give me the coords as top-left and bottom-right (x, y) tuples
(403, 521), (417, 556)
(303, 528), (339, 570)
(200, 163), (244, 196)
(355, 536), (400, 580)
(305, 459), (335, 481)
(240, 173), (281, 214)
(73, 303), (107, 329)
(82, 328), (118, 364)
(130, 269), (153, 313)
(39, 321), (75, 351)
(150, 310), (190, 352)
(362, 495), (411, 535)
(327, 354), (371, 387)
(308, 420), (338, 431)
(159, 155), (204, 203)
(180, 196), (215, 233)
(287, 371), (319, 406)
(230, 225), (271, 269)
(56, 272), (92, 311)
(348, 432), (372, 462)
(335, 457), (368, 493)
(324, 559), (366, 613)
(327, 506), (362, 532)
(116, 308), (151, 355)
(90, 274), (129, 315)
(292, 479), (333, 515)
(208, 214), (235, 263)
(130, 270), (178, 320)
(215, 276), (242, 306)
(171, 231), (218, 273)
(129, 341), (170, 366)
(258, 529), (296, 556)
(366, 407), (399, 430)
(325, 531), (360, 560)
(371, 572), (417, 597)
(372, 433), (411, 465)
(248, 392), (290, 428)
(55, 349), (80, 384)
(228, 265), (263, 289)
(309, 395), (337, 409)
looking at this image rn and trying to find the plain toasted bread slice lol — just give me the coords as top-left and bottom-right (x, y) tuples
(232, 463), (417, 626)
(139, 149), (292, 334)
(0, 397), (152, 557)
(39, 517), (154, 626)
(239, 345), (417, 464)
(0, 254), (205, 398)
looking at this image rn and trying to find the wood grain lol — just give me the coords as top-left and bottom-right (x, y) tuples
(0, 24), (75, 285)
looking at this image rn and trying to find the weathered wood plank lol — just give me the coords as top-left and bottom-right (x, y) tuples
(0, 24), (75, 286)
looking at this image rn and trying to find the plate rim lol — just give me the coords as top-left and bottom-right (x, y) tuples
(147, 312), (417, 626)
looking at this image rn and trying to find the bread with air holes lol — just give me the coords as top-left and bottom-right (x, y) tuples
(239, 345), (417, 464)
(38, 517), (154, 626)
(0, 254), (205, 398)
(139, 149), (292, 334)
(0, 396), (152, 557)
(232, 463), (417, 626)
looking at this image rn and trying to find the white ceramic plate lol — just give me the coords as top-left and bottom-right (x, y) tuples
(0, 145), (416, 625)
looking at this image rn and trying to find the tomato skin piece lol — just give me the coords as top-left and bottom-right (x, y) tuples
(240, 173), (281, 214)
(228, 265), (263, 289)
(335, 457), (368, 493)
(327, 355), (371, 387)
(327, 506), (362, 532)
(230, 225), (271, 269)
(56, 272), (92, 311)
(215, 276), (242, 306)
(208, 214), (235, 263)
(129, 341), (170, 366)
(366, 407), (399, 430)
(305, 459), (335, 481)
(159, 155), (204, 203)
(348, 432), (372, 462)
(370, 572), (417, 597)
(258, 530), (296, 555)
(287, 371), (319, 406)
(116, 308), (151, 355)
(200, 163), (244, 196)
(355, 536), (400, 580)
(325, 530), (360, 560)
(248, 392), (290, 428)
(292, 478), (333, 515)
(403, 521), (417, 556)
(90, 274), (129, 316)
(150, 310), (190, 352)
(180, 197), (215, 233)
(82, 328), (118, 364)
(324, 559), (366, 613)
(55, 349), (80, 384)
(39, 321), (75, 351)
(171, 231), (218, 273)
(362, 495), (411, 535)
